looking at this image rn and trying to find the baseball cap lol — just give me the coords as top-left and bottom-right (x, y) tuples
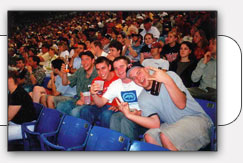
(151, 42), (162, 49)
(126, 62), (144, 78)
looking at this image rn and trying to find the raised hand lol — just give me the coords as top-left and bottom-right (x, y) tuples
(146, 66), (170, 83)
(203, 51), (212, 64)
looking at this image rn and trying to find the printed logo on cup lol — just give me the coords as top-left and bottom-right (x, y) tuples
(121, 90), (138, 103)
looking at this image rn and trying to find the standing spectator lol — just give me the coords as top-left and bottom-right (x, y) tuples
(169, 41), (198, 88)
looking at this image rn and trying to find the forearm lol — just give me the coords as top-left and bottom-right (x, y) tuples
(164, 77), (186, 109)
(92, 94), (107, 107)
(126, 114), (160, 129)
(191, 60), (205, 82)
(29, 74), (37, 85)
(128, 46), (138, 57)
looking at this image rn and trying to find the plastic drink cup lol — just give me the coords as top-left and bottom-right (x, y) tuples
(83, 92), (91, 105)
(94, 80), (104, 95)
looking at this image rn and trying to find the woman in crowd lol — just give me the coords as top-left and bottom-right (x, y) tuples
(169, 41), (198, 88)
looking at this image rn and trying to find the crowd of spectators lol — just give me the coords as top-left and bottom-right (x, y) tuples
(8, 11), (217, 151)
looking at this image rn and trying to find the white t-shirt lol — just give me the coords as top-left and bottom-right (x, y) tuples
(103, 79), (143, 111)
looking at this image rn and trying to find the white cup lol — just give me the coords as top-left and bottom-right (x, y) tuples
(94, 80), (104, 95)
(83, 91), (91, 105)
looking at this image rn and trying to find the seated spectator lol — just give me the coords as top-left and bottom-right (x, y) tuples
(161, 31), (180, 63)
(140, 33), (154, 63)
(140, 18), (160, 40)
(124, 65), (213, 151)
(72, 57), (119, 127)
(90, 40), (108, 58)
(142, 42), (169, 71)
(8, 71), (36, 141)
(31, 59), (77, 108)
(169, 41), (198, 88)
(58, 42), (70, 60)
(38, 43), (50, 63)
(91, 56), (145, 140)
(188, 37), (216, 101)
(15, 57), (27, 86)
(193, 29), (209, 60)
(42, 45), (59, 72)
(101, 34), (112, 53)
(106, 40), (123, 61)
(69, 42), (86, 74)
(122, 34), (143, 63)
(56, 51), (98, 115)
(22, 56), (46, 92)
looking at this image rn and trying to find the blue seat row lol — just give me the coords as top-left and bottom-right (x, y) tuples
(21, 103), (169, 151)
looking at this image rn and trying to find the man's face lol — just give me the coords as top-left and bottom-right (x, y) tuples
(129, 67), (151, 90)
(109, 47), (120, 58)
(95, 62), (111, 81)
(75, 44), (85, 54)
(16, 60), (25, 69)
(90, 43), (97, 55)
(28, 57), (35, 67)
(81, 55), (94, 71)
(117, 34), (124, 44)
(151, 47), (160, 56)
(113, 59), (127, 80)
(144, 22), (152, 31)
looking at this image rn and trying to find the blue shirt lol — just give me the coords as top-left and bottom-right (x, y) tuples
(55, 75), (77, 97)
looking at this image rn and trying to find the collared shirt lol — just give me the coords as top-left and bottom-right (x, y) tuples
(191, 57), (216, 91)
(68, 67), (97, 98)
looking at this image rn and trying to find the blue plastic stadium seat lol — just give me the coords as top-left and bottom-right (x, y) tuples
(40, 115), (92, 151)
(33, 102), (44, 120)
(129, 140), (170, 151)
(85, 126), (131, 151)
(195, 98), (217, 151)
(21, 108), (64, 151)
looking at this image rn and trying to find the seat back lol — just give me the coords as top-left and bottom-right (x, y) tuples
(195, 98), (216, 125)
(56, 116), (91, 149)
(35, 108), (64, 134)
(33, 102), (44, 120)
(129, 140), (170, 151)
(85, 126), (130, 151)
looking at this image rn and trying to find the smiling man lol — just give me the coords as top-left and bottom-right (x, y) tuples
(119, 64), (213, 151)
(91, 56), (145, 140)
(70, 56), (119, 128)
(56, 51), (98, 115)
